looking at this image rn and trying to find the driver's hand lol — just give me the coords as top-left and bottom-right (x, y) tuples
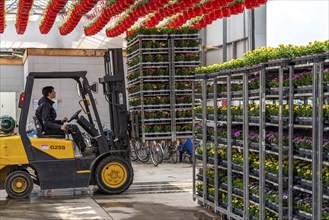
(60, 122), (68, 131)
(62, 117), (68, 123)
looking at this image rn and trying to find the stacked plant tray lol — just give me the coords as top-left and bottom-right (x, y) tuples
(127, 30), (201, 142)
(193, 51), (329, 219)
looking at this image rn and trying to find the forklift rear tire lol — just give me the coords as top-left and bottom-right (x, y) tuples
(95, 156), (133, 194)
(5, 171), (33, 199)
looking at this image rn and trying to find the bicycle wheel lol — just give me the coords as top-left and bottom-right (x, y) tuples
(136, 141), (149, 163)
(171, 147), (179, 164)
(130, 140), (138, 161)
(156, 142), (164, 164)
(150, 142), (159, 166)
(162, 141), (171, 160)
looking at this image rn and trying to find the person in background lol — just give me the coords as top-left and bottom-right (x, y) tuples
(35, 86), (93, 156)
(178, 138), (193, 162)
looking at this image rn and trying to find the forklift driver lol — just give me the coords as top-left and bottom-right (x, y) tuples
(35, 86), (94, 156)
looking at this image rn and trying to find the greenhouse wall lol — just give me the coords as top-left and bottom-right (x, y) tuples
(0, 64), (24, 120)
(204, 5), (266, 66)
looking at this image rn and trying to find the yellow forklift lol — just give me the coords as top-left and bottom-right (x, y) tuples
(0, 48), (133, 198)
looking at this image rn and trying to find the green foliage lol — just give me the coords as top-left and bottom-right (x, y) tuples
(195, 40), (328, 75)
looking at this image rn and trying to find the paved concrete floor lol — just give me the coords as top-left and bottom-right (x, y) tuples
(0, 161), (220, 220)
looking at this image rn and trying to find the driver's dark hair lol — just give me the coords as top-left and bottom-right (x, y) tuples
(42, 86), (54, 97)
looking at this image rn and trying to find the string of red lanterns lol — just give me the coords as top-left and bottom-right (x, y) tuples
(39, 0), (68, 34)
(0, 0), (5, 33)
(84, 0), (134, 36)
(1, 0), (268, 36)
(16, 0), (34, 34)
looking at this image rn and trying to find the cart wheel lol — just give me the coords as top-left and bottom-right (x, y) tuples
(95, 156), (134, 194)
(5, 170), (33, 199)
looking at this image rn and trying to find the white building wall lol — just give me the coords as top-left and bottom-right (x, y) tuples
(0, 65), (24, 120)
(204, 5), (267, 66)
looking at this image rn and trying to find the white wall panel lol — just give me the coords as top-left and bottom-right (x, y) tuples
(0, 65), (24, 120)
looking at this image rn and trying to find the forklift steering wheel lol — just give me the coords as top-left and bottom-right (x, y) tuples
(68, 109), (82, 123)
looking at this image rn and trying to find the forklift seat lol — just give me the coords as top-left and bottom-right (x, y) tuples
(33, 116), (64, 139)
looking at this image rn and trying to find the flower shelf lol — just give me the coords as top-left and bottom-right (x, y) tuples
(268, 116), (289, 124)
(295, 117), (313, 125)
(267, 87), (289, 96)
(233, 115), (243, 122)
(323, 186), (329, 195)
(295, 210), (312, 220)
(249, 116), (260, 123)
(232, 208), (243, 217)
(219, 183), (228, 191)
(193, 43), (329, 218)
(266, 172), (288, 185)
(296, 178), (312, 191)
(250, 142), (260, 151)
(295, 86), (313, 94)
(208, 157), (222, 165)
(232, 163), (243, 172)
(266, 201), (289, 215)
(267, 143), (289, 155)
(195, 154), (204, 161)
(295, 148), (312, 159)
(293, 53), (326, 66)
(249, 89), (259, 97)
(250, 194), (259, 203)
(232, 188), (244, 197)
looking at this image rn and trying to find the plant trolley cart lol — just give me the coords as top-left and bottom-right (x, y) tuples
(127, 29), (201, 165)
(193, 50), (329, 219)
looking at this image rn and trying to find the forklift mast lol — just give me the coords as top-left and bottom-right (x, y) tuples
(99, 48), (129, 155)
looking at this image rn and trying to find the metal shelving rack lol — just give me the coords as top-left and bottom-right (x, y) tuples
(127, 33), (201, 143)
(192, 52), (329, 219)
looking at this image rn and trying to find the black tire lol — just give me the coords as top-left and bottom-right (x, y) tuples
(5, 171), (33, 199)
(95, 156), (134, 194)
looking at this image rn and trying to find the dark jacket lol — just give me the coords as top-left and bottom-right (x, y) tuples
(35, 97), (62, 132)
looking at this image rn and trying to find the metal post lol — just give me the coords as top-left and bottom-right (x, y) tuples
(317, 61), (324, 220)
(312, 62), (319, 220)
(139, 37), (145, 143)
(243, 72), (249, 219)
(169, 38), (176, 142)
(288, 65), (294, 220)
(227, 74), (233, 218)
(317, 62), (324, 218)
(192, 79), (196, 201)
(202, 76), (208, 205)
(247, 10), (255, 51)
(214, 77), (219, 210)
(278, 67), (284, 220)
(259, 68), (266, 220)
(223, 18), (228, 63)
(201, 28), (207, 67)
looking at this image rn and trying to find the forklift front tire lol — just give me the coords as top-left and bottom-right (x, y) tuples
(95, 156), (133, 194)
(5, 171), (33, 199)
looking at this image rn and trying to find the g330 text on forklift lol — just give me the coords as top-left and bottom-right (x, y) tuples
(0, 48), (133, 199)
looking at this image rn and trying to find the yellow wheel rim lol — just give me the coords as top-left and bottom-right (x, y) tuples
(11, 177), (27, 193)
(101, 162), (127, 188)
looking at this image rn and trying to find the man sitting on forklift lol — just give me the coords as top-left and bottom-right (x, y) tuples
(35, 86), (94, 156)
